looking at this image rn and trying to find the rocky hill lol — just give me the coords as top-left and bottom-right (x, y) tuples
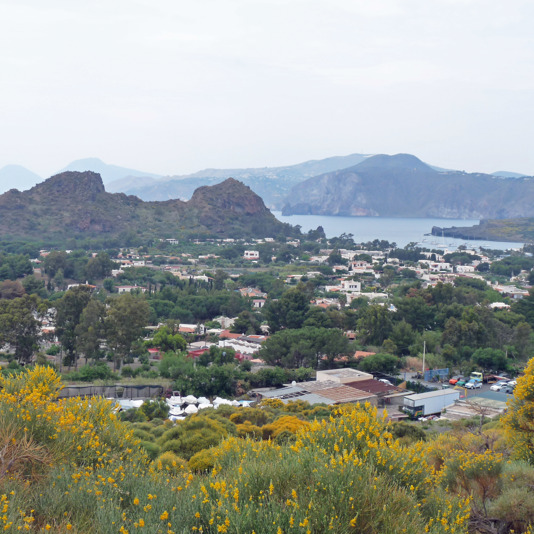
(282, 154), (534, 219)
(0, 172), (295, 243)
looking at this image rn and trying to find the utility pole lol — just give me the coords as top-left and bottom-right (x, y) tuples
(422, 340), (426, 380)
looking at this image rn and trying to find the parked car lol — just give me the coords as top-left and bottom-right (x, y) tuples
(456, 378), (467, 387)
(449, 375), (463, 385)
(508, 380), (517, 387)
(490, 380), (509, 392)
(378, 378), (393, 386)
(465, 380), (482, 389)
(501, 386), (514, 394)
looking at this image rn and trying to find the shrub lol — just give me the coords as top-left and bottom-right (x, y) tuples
(119, 408), (147, 423)
(229, 407), (272, 427)
(262, 415), (311, 440)
(236, 422), (262, 439)
(140, 441), (160, 460)
(154, 451), (187, 475)
(140, 398), (170, 421)
(189, 448), (216, 472)
(46, 345), (60, 356)
(132, 429), (154, 442)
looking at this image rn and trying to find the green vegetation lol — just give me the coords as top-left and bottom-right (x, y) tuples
(5, 366), (534, 532)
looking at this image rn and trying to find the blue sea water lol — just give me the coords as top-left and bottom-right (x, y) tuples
(272, 212), (525, 251)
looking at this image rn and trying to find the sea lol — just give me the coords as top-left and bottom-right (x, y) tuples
(272, 212), (525, 251)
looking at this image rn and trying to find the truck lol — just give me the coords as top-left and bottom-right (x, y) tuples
(403, 389), (461, 419)
(470, 371), (484, 383)
(470, 372), (508, 384)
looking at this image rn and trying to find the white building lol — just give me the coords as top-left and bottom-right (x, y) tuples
(243, 250), (260, 260)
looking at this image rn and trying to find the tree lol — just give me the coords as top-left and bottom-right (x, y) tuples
(213, 269), (229, 290)
(105, 293), (150, 369)
(231, 311), (262, 335)
(22, 275), (46, 297)
(0, 294), (46, 363)
(471, 348), (508, 372)
(43, 250), (68, 280)
(0, 280), (25, 300)
(75, 299), (106, 364)
(379, 266), (396, 288)
(357, 305), (393, 345)
(263, 287), (310, 332)
(259, 327), (348, 369)
(55, 286), (92, 368)
(149, 325), (187, 353)
(327, 249), (344, 266)
(503, 358), (534, 463)
(388, 320), (415, 356)
(358, 353), (400, 374)
(85, 252), (115, 282)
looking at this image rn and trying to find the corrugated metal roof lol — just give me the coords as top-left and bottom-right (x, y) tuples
(260, 386), (305, 398)
(346, 379), (399, 395)
(259, 380), (376, 405)
(317, 369), (373, 380)
(298, 380), (341, 391)
(281, 393), (333, 405)
(316, 385), (375, 404)
(405, 390), (461, 402)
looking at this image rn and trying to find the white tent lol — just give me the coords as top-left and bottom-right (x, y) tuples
(213, 397), (232, 406)
(183, 395), (198, 404)
(166, 396), (182, 406)
(184, 404), (198, 414)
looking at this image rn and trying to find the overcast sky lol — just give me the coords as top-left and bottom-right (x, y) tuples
(2, 0), (534, 177)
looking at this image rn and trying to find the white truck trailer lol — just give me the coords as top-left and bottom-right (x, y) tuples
(403, 389), (460, 419)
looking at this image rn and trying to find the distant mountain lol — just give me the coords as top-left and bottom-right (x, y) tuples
(491, 171), (526, 179)
(0, 172), (296, 244)
(0, 165), (42, 194)
(282, 153), (534, 219)
(58, 158), (161, 185)
(106, 153), (373, 208)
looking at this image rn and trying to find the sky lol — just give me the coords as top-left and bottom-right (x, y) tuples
(1, 0), (534, 178)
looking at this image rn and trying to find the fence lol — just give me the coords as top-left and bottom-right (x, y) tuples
(57, 384), (165, 400)
(424, 368), (449, 382)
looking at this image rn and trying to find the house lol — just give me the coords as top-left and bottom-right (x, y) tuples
(243, 250), (260, 260)
(238, 287), (267, 299)
(340, 280), (361, 292)
(179, 323), (206, 335)
(316, 368), (374, 384)
(353, 350), (376, 359)
(147, 348), (161, 359)
(117, 285), (147, 294)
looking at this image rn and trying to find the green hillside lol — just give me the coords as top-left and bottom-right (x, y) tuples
(0, 172), (296, 244)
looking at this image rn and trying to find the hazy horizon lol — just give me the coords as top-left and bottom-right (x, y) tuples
(2, 1), (534, 178)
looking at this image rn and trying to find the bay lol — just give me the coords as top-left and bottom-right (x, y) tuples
(272, 212), (525, 251)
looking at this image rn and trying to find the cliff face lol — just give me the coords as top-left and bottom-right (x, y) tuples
(0, 173), (296, 242)
(189, 178), (269, 216)
(282, 154), (534, 219)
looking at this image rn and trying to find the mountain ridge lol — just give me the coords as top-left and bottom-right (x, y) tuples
(0, 172), (295, 243)
(282, 154), (534, 219)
